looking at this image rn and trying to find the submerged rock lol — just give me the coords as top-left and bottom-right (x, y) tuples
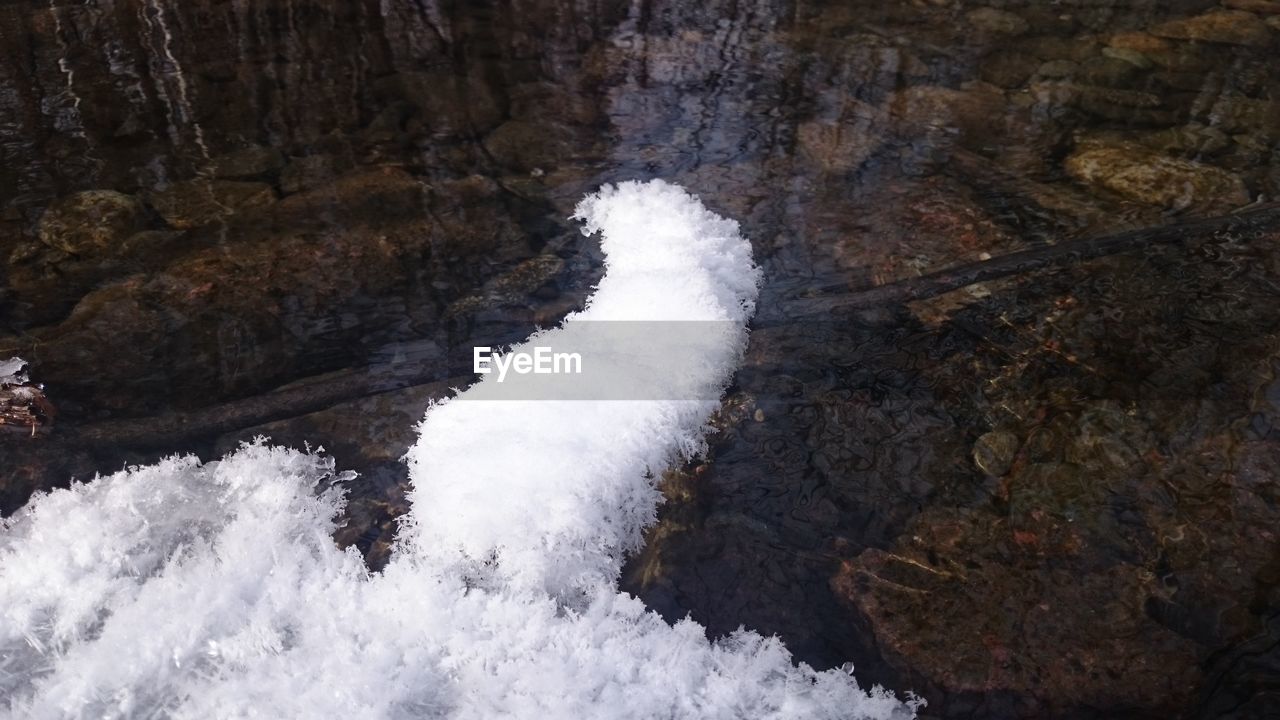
(206, 145), (285, 179)
(1064, 140), (1249, 211)
(148, 180), (277, 229)
(36, 191), (145, 256)
(1150, 10), (1274, 47)
(833, 508), (1202, 713)
(964, 8), (1029, 37)
(796, 101), (887, 173)
(886, 82), (1007, 148)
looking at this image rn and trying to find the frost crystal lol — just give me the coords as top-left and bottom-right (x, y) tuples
(0, 181), (918, 719)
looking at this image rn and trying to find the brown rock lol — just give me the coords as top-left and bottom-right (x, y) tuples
(484, 119), (576, 173)
(148, 180), (276, 229)
(1222, 0), (1280, 16)
(1107, 31), (1173, 54)
(1136, 123), (1232, 156)
(279, 154), (353, 194)
(1064, 140), (1249, 211)
(36, 191), (145, 256)
(886, 82), (1006, 146)
(833, 509), (1202, 712)
(1150, 10), (1274, 47)
(796, 101), (886, 173)
(206, 145), (285, 179)
(965, 8), (1029, 36)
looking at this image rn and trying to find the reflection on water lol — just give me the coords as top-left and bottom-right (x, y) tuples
(1, 1), (1278, 717)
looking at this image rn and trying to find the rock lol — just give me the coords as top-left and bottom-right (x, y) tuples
(1136, 123), (1232, 155)
(980, 50), (1038, 89)
(1035, 59), (1078, 79)
(380, 70), (504, 137)
(833, 509), (1203, 713)
(484, 119), (575, 173)
(1076, 55), (1143, 86)
(965, 8), (1030, 36)
(205, 145), (284, 179)
(1203, 94), (1280, 135)
(148, 180), (276, 229)
(1101, 47), (1155, 69)
(886, 82), (1006, 146)
(1107, 31), (1174, 54)
(279, 154), (353, 194)
(116, 230), (187, 261)
(796, 101), (886, 173)
(36, 190), (145, 255)
(1016, 35), (1099, 62)
(1222, 0), (1280, 16)
(445, 254), (566, 320)
(973, 431), (1020, 477)
(1030, 81), (1175, 124)
(1150, 10), (1274, 47)
(1064, 140), (1249, 211)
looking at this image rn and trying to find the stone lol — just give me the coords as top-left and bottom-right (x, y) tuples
(148, 180), (276, 229)
(381, 70), (504, 137)
(973, 431), (1020, 477)
(796, 101), (886, 173)
(886, 82), (1006, 146)
(1222, 0), (1280, 16)
(1030, 82), (1173, 124)
(1136, 123), (1232, 155)
(1035, 60), (1078, 79)
(205, 145), (284, 179)
(834, 509), (1202, 712)
(1064, 140), (1250, 211)
(1016, 35), (1099, 62)
(36, 190), (145, 256)
(484, 119), (575, 174)
(1101, 47), (1155, 69)
(1150, 10), (1274, 47)
(279, 154), (353, 194)
(965, 8), (1030, 36)
(1107, 31), (1173, 54)
(980, 50), (1038, 89)
(1203, 94), (1280, 134)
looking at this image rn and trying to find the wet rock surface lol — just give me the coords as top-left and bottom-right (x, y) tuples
(1, 1), (1279, 718)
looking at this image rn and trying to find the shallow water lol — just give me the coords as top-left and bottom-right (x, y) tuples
(1, 1), (1279, 717)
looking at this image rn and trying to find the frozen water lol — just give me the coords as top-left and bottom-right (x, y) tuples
(0, 181), (918, 719)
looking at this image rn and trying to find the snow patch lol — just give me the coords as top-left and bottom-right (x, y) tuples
(0, 181), (918, 719)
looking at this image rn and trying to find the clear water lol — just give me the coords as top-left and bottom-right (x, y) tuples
(1, 1), (1278, 717)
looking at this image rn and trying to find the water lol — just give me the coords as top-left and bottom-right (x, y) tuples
(1, 1), (1278, 717)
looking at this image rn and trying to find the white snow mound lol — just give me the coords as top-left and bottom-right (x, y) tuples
(0, 181), (918, 719)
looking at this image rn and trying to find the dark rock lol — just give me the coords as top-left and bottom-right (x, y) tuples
(1223, 0), (1280, 15)
(206, 145), (285, 179)
(965, 8), (1030, 37)
(279, 154), (353, 194)
(834, 508), (1202, 713)
(979, 51), (1038, 89)
(1135, 123), (1232, 156)
(484, 119), (576, 174)
(148, 180), (277, 229)
(972, 431), (1019, 477)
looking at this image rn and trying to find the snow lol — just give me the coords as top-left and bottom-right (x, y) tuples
(0, 358), (27, 386)
(0, 181), (918, 719)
